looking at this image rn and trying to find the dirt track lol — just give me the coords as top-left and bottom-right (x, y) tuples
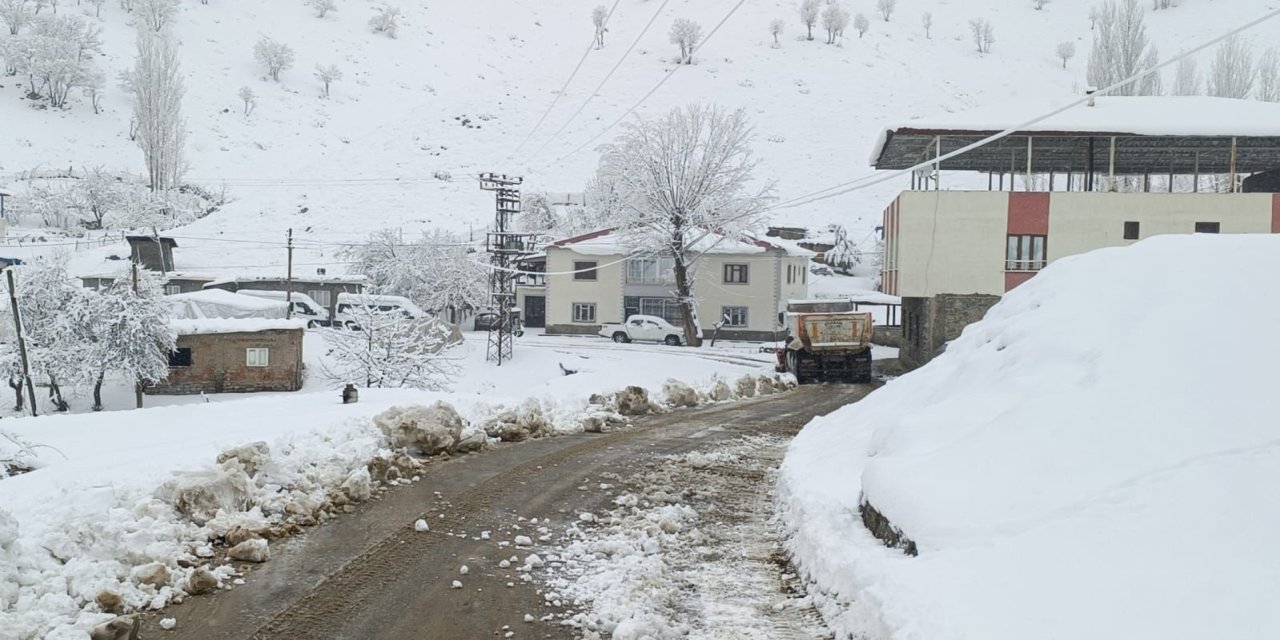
(145, 384), (872, 640)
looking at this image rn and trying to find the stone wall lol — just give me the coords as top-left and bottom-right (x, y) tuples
(872, 326), (902, 348)
(900, 294), (1000, 371)
(149, 329), (304, 395)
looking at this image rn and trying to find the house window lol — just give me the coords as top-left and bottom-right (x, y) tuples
(723, 263), (749, 284)
(625, 257), (675, 285)
(163, 284), (182, 295)
(786, 264), (795, 285)
(308, 289), (331, 308)
(1005, 234), (1047, 271)
(623, 296), (683, 325)
(572, 303), (597, 323)
(574, 261), (598, 281)
(1123, 221), (1140, 240)
(168, 348), (192, 368)
(721, 306), (748, 328)
(1195, 221), (1220, 234)
(246, 348), (270, 367)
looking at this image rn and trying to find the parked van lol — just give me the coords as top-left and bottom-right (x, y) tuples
(334, 293), (426, 329)
(237, 290), (330, 327)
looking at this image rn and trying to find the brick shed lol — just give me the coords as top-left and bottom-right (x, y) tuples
(149, 319), (308, 395)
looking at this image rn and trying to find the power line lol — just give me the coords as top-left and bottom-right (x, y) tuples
(770, 6), (1280, 211)
(510, 0), (624, 158)
(546, 0), (749, 168)
(524, 0), (673, 165)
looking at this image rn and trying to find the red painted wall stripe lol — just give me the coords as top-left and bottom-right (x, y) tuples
(1005, 272), (1036, 292)
(1272, 194), (1280, 233)
(1007, 192), (1051, 235)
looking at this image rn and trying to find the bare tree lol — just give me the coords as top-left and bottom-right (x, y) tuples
(592, 4), (608, 48)
(669, 18), (702, 64)
(1207, 35), (1255, 99)
(1087, 0), (1157, 95)
(1257, 47), (1280, 102)
(308, 0), (335, 18)
(133, 30), (185, 191)
(853, 13), (869, 38)
(921, 11), (932, 39)
(83, 68), (105, 113)
(1171, 56), (1201, 96)
(89, 0), (105, 17)
(821, 2), (849, 44)
(134, 0), (177, 32)
(368, 4), (400, 38)
(322, 308), (458, 390)
(237, 85), (256, 115)
(799, 0), (820, 41)
(1138, 46), (1162, 95)
(876, 0), (896, 22)
(314, 63), (342, 98)
(253, 36), (294, 81)
(969, 17), (994, 54)
(592, 105), (774, 347)
(769, 18), (784, 47)
(1056, 41), (1076, 68)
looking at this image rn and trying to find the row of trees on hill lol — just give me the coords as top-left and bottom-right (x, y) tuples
(0, 262), (173, 413)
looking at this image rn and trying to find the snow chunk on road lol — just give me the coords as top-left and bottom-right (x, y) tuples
(459, 565), (469, 575)
(513, 535), (533, 547)
(414, 519), (430, 532)
(451, 580), (463, 589)
(159, 617), (177, 630)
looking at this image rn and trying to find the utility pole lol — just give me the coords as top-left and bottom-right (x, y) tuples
(6, 268), (38, 417)
(479, 173), (533, 366)
(131, 262), (144, 409)
(285, 228), (294, 319)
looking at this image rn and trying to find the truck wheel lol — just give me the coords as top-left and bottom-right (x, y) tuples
(612, 332), (631, 344)
(664, 335), (681, 346)
(787, 351), (806, 385)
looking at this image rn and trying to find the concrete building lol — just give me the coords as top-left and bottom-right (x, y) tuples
(149, 319), (306, 395)
(537, 229), (812, 341)
(80, 272), (215, 294)
(870, 96), (1280, 368)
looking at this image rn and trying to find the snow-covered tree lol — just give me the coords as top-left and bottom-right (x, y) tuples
(134, 0), (176, 32)
(799, 0), (820, 41)
(876, 0), (896, 22)
(321, 309), (457, 390)
(2, 13), (102, 107)
(825, 225), (862, 275)
(821, 2), (848, 44)
(70, 167), (128, 228)
(592, 4), (608, 48)
(237, 84), (256, 115)
(669, 18), (701, 64)
(769, 18), (784, 47)
(253, 36), (294, 81)
(89, 0), (106, 17)
(1137, 45), (1162, 95)
(519, 192), (557, 233)
(592, 105), (774, 347)
(133, 29), (185, 191)
(86, 269), (175, 410)
(921, 11), (932, 39)
(1034, 0), (1050, 9)
(1087, 0), (1157, 95)
(969, 17), (994, 54)
(314, 63), (342, 98)
(1207, 35), (1255, 99)
(0, 0), (33, 35)
(1088, 5), (1099, 30)
(853, 13), (869, 38)
(308, 0), (335, 18)
(1257, 48), (1280, 102)
(1172, 56), (1201, 96)
(342, 229), (488, 324)
(7, 260), (95, 411)
(368, 4), (400, 39)
(83, 68), (105, 113)
(1056, 41), (1076, 68)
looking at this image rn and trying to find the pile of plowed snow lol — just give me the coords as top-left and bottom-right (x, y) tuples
(777, 234), (1280, 640)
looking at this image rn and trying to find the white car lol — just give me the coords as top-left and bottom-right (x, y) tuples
(236, 290), (329, 327)
(334, 293), (426, 329)
(598, 315), (684, 346)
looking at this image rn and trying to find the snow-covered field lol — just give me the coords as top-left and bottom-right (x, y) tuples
(5, 0), (1279, 275)
(0, 332), (782, 639)
(777, 234), (1280, 640)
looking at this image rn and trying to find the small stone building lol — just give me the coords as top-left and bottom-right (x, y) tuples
(149, 319), (307, 395)
(899, 294), (1000, 370)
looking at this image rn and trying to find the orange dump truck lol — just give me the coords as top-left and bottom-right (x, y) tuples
(776, 299), (874, 384)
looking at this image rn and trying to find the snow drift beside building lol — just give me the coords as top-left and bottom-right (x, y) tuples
(777, 234), (1280, 640)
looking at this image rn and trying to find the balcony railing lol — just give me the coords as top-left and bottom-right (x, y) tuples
(1004, 259), (1046, 272)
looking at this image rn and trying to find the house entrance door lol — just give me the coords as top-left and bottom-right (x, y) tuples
(523, 296), (546, 328)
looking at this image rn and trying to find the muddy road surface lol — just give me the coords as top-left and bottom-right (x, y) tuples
(146, 384), (872, 640)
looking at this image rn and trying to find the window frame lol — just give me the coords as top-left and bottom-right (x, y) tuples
(163, 284), (182, 296)
(246, 348), (270, 368)
(571, 302), (597, 323)
(1005, 234), (1047, 272)
(721, 306), (749, 328)
(723, 263), (750, 285)
(625, 257), (675, 285)
(573, 261), (599, 281)
(168, 348), (193, 368)
(1123, 221), (1140, 240)
(308, 289), (332, 308)
(1194, 221), (1221, 234)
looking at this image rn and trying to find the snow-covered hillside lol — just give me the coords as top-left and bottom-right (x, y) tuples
(3, 0), (1278, 277)
(777, 233), (1280, 640)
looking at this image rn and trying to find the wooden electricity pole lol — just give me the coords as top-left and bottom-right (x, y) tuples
(132, 262), (144, 409)
(285, 229), (294, 319)
(6, 269), (38, 417)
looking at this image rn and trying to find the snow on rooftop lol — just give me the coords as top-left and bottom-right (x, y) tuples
(167, 289), (289, 320)
(171, 318), (308, 335)
(552, 228), (813, 257)
(779, 233), (1280, 640)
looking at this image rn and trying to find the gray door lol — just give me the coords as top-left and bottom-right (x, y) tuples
(524, 296), (546, 328)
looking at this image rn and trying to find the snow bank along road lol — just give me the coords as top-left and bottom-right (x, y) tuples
(144, 384), (871, 639)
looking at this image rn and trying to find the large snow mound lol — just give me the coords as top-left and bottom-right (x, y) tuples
(777, 234), (1280, 640)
